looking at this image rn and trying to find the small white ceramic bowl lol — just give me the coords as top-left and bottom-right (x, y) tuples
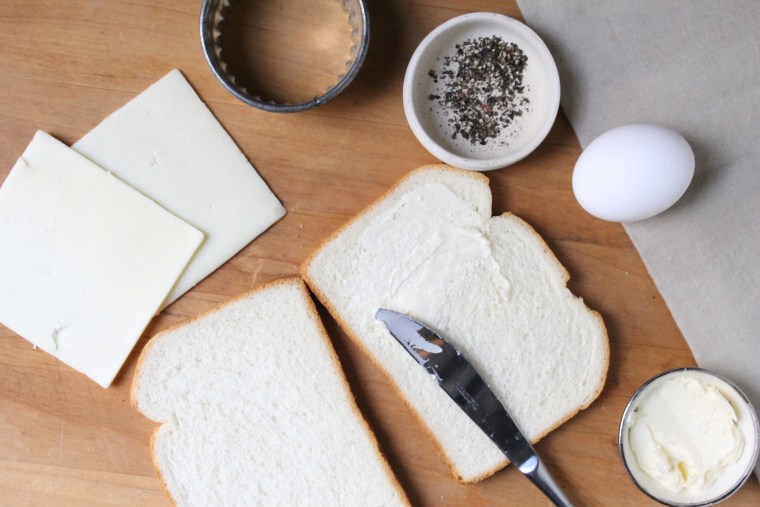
(403, 12), (560, 171)
(619, 368), (760, 506)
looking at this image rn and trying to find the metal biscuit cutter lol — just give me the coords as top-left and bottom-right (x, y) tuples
(200, 0), (370, 112)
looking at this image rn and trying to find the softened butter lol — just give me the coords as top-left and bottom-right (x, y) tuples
(621, 369), (760, 506)
(628, 375), (743, 492)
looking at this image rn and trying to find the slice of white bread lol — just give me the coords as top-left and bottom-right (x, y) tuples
(131, 278), (409, 507)
(302, 165), (609, 483)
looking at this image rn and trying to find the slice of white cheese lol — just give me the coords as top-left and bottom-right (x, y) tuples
(0, 131), (204, 388)
(73, 69), (287, 306)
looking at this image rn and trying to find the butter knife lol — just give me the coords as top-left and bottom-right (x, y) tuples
(376, 308), (574, 507)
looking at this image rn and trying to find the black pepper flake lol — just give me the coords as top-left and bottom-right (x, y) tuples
(428, 36), (530, 146)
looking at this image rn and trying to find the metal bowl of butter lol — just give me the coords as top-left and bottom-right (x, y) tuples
(619, 368), (760, 506)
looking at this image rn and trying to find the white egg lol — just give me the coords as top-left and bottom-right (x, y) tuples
(572, 124), (695, 222)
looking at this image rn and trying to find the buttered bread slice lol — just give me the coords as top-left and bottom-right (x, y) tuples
(302, 165), (609, 482)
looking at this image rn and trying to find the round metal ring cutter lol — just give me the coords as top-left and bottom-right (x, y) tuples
(200, 0), (370, 113)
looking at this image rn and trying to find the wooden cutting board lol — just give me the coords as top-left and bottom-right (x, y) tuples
(1, 1), (757, 505)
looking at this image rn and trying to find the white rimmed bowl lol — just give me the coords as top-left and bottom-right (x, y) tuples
(403, 12), (560, 171)
(619, 368), (760, 506)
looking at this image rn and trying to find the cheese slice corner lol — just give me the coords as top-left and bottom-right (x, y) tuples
(0, 131), (204, 387)
(73, 69), (287, 307)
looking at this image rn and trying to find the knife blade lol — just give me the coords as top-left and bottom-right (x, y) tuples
(376, 308), (574, 507)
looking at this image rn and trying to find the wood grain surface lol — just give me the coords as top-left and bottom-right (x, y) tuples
(1, 1), (758, 506)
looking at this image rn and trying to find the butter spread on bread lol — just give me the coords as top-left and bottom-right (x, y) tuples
(303, 165), (609, 482)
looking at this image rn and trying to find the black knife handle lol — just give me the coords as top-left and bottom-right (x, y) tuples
(519, 455), (574, 507)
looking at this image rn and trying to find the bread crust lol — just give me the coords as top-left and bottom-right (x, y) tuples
(131, 277), (411, 506)
(488, 212), (611, 474)
(295, 279), (412, 507)
(300, 164), (490, 273)
(301, 165), (610, 483)
(301, 165), (494, 482)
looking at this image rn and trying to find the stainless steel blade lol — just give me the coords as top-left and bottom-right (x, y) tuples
(375, 308), (573, 507)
